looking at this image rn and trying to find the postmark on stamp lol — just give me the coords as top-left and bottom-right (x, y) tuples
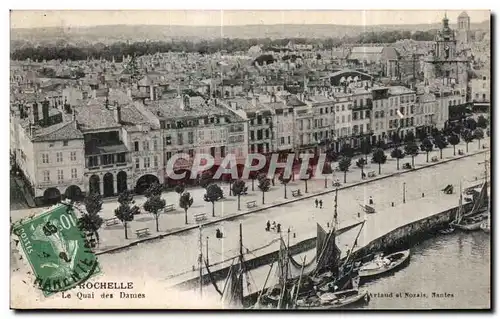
(12, 203), (101, 297)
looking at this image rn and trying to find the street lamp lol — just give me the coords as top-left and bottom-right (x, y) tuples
(403, 182), (406, 204)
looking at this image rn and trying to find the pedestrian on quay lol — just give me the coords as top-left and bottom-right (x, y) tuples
(315, 199), (319, 208)
(266, 220), (271, 231)
(369, 196), (374, 205)
(271, 221), (277, 230)
(277, 223), (281, 233)
(319, 199), (323, 209)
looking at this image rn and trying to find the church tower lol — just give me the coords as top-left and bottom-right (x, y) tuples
(435, 13), (457, 60)
(423, 12), (468, 88)
(457, 11), (471, 44)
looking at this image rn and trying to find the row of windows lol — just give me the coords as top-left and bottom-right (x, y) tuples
(388, 118), (414, 129)
(250, 129), (270, 141)
(279, 136), (292, 146)
(135, 156), (159, 169)
(41, 152), (77, 164)
(372, 95), (415, 108)
(43, 168), (78, 182)
(352, 110), (370, 120)
(134, 139), (160, 152)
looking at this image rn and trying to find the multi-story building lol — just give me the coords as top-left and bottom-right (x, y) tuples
(370, 87), (390, 145)
(306, 92), (336, 151)
(332, 89), (353, 152)
(221, 96), (270, 155)
(350, 87), (372, 148)
(434, 86), (465, 129)
(120, 102), (164, 193)
(470, 71), (490, 104)
(75, 102), (132, 198)
(148, 95), (247, 185)
(13, 100), (85, 205)
(265, 92), (298, 155)
(386, 86), (416, 140)
(415, 89), (439, 136)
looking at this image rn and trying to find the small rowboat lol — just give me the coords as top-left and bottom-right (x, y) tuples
(295, 289), (370, 309)
(359, 204), (376, 214)
(452, 213), (488, 231)
(358, 250), (410, 280)
(480, 222), (490, 233)
(438, 225), (455, 235)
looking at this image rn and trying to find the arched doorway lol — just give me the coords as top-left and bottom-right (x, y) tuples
(103, 173), (114, 197)
(117, 171), (128, 193)
(44, 187), (61, 205)
(65, 185), (83, 202)
(89, 175), (100, 195)
(135, 174), (160, 194)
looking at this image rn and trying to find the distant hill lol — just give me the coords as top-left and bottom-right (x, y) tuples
(10, 20), (490, 46)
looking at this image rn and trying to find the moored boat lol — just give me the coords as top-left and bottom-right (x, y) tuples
(453, 213), (488, 231)
(480, 220), (490, 233)
(437, 225), (455, 235)
(358, 250), (410, 281)
(295, 288), (370, 309)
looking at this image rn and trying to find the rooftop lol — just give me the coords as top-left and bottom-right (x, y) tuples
(388, 86), (415, 96)
(75, 103), (120, 131)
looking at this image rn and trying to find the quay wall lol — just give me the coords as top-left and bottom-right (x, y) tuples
(172, 199), (478, 291)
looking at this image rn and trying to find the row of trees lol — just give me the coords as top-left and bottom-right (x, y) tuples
(77, 114), (489, 243)
(11, 30), (437, 62)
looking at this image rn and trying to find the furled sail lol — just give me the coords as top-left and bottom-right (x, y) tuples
(464, 182), (487, 218)
(315, 226), (342, 274)
(221, 262), (244, 309)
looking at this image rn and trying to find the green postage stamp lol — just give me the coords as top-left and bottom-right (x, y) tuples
(12, 204), (101, 297)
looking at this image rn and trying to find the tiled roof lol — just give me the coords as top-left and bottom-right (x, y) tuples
(351, 47), (384, 54)
(388, 86), (415, 96)
(284, 95), (307, 107)
(32, 121), (83, 142)
(120, 105), (149, 126)
(75, 103), (119, 131)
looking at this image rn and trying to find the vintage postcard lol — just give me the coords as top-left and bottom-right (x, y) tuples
(10, 9), (491, 310)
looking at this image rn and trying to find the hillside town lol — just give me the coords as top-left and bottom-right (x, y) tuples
(10, 12), (490, 207)
(10, 10), (492, 310)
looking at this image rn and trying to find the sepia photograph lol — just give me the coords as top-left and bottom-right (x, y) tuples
(9, 9), (491, 310)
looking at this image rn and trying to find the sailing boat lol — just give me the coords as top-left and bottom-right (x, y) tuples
(479, 199), (490, 233)
(203, 224), (249, 309)
(293, 189), (370, 309)
(438, 182), (463, 235)
(480, 158), (490, 233)
(452, 182), (488, 231)
(257, 188), (367, 308)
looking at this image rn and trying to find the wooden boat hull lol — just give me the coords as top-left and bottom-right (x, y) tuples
(453, 221), (483, 231)
(480, 223), (490, 233)
(296, 289), (370, 309)
(358, 250), (410, 280)
(452, 213), (488, 231)
(437, 226), (455, 235)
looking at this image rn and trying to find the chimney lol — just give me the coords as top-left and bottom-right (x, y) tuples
(114, 105), (122, 124)
(150, 85), (155, 101)
(73, 110), (78, 129)
(32, 102), (39, 123)
(42, 101), (49, 126)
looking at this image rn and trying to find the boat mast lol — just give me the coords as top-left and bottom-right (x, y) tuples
(293, 257), (307, 308)
(342, 220), (366, 268)
(256, 263), (274, 306)
(199, 225), (203, 298)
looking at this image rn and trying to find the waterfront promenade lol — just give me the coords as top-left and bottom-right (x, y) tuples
(11, 138), (489, 254)
(10, 142), (490, 308)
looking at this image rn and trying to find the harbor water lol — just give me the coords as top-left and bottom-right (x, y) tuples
(359, 230), (490, 309)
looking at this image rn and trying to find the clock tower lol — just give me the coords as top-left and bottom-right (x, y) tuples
(423, 12), (468, 88)
(435, 13), (457, 60)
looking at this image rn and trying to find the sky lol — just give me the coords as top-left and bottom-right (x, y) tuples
(10, 10), (491, 29)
